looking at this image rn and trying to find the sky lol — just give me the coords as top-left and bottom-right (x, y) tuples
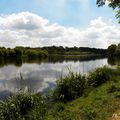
(0, 0), (120, 48)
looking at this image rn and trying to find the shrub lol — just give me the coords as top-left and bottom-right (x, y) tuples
(54, 102), (65, 112)
(107, 84), (120, 93)
(53, 72), (86, 102)
(87, 67), (110, 87)
(82, 106), (97, 120)
(0, 92), (47, 120)
(25, 49), (48, 59)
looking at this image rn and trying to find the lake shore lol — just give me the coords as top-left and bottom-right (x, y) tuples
(0, 66), (120, 120)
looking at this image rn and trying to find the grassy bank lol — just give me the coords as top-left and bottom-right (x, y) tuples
(0, 66), (120, 120)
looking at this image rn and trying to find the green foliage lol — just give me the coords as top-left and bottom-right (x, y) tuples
(43, 46), (107, 56)
(53, 102), (65, 112)
(53, 67), (114, 102)
(82, 106), (97, 120)
(0, 47), (48, 59)
(54, 72), (86, 101)
(0, 92), (47, 120)
(87, 67), (110, 87)
(96, 0), (120, 23)
(108, 43), (120, 57)
(0, 66), (120, 120)
(25, 49), (40, 58)
(14, 47), (23, 57)
(107, 84), (120, 93)
(0, 46), (107, 61)
(108, 44), (117, 56)
(115, 47), (120, 57)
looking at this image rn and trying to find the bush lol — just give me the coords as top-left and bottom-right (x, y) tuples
(107, 84), (120, 93)
(87, 67), (110, 87)
(25, 49), (48, 59)
(53, 102), (65, 113)
(82, 106), (97, 120)
(53, 72), (86, 102)
(0, 92), (47, 120)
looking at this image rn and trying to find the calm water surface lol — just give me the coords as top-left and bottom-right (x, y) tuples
(0, 57), (110, 99)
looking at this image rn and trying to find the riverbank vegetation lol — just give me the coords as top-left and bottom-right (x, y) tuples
(0, 44), (120, 120)
(43, 46), (107, 56)
(0, 47), (48, 59)
(0, 66), (120, 120)
(0, 46), (107, 59)
(0, 46), (107, 68)
(0, 46), (108, 68)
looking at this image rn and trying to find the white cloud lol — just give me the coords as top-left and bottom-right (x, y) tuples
(0, 12), (120, 48)
(0, 12), (49, 30)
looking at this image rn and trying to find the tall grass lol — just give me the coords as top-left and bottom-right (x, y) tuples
(53, 66), (114, 102)
(87, 67), (110, 87)
(0, 92), (47, 120)
(53, 72), (86, 101)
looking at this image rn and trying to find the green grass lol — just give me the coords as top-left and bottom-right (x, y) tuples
(46, 67), (120, 120)
(46, 83), (120, 120)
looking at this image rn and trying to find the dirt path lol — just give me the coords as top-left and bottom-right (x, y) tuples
(111, 110), (120, 120)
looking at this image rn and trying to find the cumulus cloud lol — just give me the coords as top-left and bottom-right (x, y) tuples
(0, 12), (120, 48)
(0, 12), (49, 30)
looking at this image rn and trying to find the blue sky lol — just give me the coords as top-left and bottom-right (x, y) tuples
(0, 0), (117, 27)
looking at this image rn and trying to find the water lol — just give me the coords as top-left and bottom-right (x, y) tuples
(0, 57), (110, 99)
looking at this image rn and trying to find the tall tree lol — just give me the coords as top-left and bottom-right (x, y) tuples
(96, 0), (120, 23)
(107, 44), (117, 56)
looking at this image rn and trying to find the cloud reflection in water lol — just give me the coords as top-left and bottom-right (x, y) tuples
(0, 58), (108, 96)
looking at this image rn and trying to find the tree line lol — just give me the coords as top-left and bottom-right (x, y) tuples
(2, 45), (120, 59)
(0, 47), (48, 59)
(42, 46), (107, 55)
(0, 46), (107, 59)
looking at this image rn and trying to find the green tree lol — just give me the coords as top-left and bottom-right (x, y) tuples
(97, 0), (120, 23)
(115, 43), (120, 56)
(108, 44), (117, 56)
(14, 47), (23, 57)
